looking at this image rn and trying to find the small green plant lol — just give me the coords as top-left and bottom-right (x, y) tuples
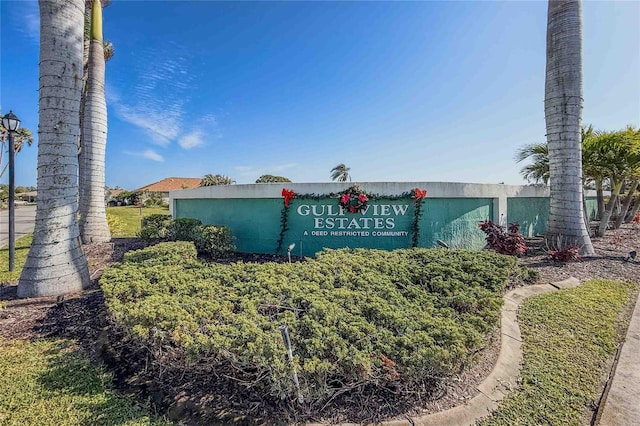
(139, 214), (172, 240)
(106, 213), (125, 236)
(193, 224), (236, 257)
(166, 218), (203, 241)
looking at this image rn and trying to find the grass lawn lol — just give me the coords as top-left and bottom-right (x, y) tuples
(0, 338), (170, 426)
(0, 234), (33, 283)
(107, 206), (169, 237)
(480, 279), (638, 425)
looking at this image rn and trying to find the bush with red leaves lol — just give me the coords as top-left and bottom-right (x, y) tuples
(478, 220), (528, 257)
(548, 246), (581, 262)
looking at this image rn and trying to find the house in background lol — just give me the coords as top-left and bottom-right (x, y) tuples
(106, 188), (128, 206)
(134, 177), (202, 205)
(18, 191), (37, 203)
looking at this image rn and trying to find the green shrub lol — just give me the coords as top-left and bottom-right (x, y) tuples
(123, 241), (198, 266)
(106, 213), (125, 236)
(166, 218), (203, 241)
(101, 247), (527, 408)
(193, 225), (236, 257)
(139, 214), (172, 240)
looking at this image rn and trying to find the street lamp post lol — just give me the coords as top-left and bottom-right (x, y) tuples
(2, 111), (21, 271)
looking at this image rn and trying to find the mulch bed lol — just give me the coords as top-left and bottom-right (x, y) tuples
(1, 225), (638, 424)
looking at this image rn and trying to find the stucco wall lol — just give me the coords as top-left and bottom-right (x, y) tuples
(170, 182), (596, 256)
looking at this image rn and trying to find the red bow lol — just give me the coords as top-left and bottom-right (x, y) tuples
(282, 188), (295, 206)
(414, 188), (427, 204)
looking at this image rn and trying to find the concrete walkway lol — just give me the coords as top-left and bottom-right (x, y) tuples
(597, 291), (640, 426)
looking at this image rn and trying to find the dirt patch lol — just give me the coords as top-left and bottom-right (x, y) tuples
(1, 225), (638, 424)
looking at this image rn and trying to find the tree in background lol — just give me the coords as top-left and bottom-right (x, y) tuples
(517, 127), (640, 234)
(200, 174), (235, 186)
(515, 143), (549, 185)
(255, 174), (291, 183)
(18, 0), (90, 298)
(0, 123), (34, 179)
(330, 164), (351, 182)
(544, 0), (594, 255)
(589, 129), (640, 236)
(78, 0), (112, 244)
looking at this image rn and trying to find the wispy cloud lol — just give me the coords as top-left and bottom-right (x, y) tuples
(178, 130), (205, 149)
(108, 44), (192, 146)
(123, 149), (165, 162)
(107, 44), (221, 150)
(16, 1), (39, 45)
(142, 149), (164, 162)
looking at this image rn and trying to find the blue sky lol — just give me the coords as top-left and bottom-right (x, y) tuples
(1, 0), (638, 190)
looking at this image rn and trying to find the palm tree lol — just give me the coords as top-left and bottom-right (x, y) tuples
(544, 0), (594, 255)
(18, 0), (90, 298)
(0, 126), (34, 179)
(592, 130), (640, 236)
(78, 0), (110, 243)
(515, 143), (549, 184)
(613, 126), (640, 228)
(330, 164), (351, 182)
(200, 174), (235, 186)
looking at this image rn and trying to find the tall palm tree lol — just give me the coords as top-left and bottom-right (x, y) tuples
(78, 0), (110, 243)
(544, 0), (594, 255)
(18, 0), (90, 298)
(330, 164), (351, 182)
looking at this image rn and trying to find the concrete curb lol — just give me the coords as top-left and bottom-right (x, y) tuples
(596, 289), (640, 426)
(310, 277), (581, 426)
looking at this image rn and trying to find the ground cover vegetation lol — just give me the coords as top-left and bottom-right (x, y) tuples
(100, 242), (535, 421)
(0, 235), (32, 283)
(0, 338), (169, 425)
(480, 279), (638, 425)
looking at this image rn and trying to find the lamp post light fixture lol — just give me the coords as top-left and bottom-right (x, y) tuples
(1, 110), (21, 271)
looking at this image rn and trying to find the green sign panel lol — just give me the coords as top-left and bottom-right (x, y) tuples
(174, 196), (495, 257)
(284, 199), (416, 255)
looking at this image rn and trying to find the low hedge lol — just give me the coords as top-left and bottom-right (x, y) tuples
(101, 245), (532, 412)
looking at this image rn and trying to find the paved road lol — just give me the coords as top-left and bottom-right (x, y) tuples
(0, 205), (36, 248)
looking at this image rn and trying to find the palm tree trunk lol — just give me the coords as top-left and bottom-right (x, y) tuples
(544, 0), (594, 255)
(615, 179), (639, 228)
(79, 0), (110, 243)
(626, 194), (640, 222)
(597, 181), (623, 237)
(596, 179), (604, 219)
(18, 0), (90, 298)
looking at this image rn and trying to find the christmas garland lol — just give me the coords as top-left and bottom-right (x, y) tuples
(276, 185), (427, 254)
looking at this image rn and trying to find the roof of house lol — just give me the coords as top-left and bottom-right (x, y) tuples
(108, 189), (127, 197)
(134, 177), (202, 193)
